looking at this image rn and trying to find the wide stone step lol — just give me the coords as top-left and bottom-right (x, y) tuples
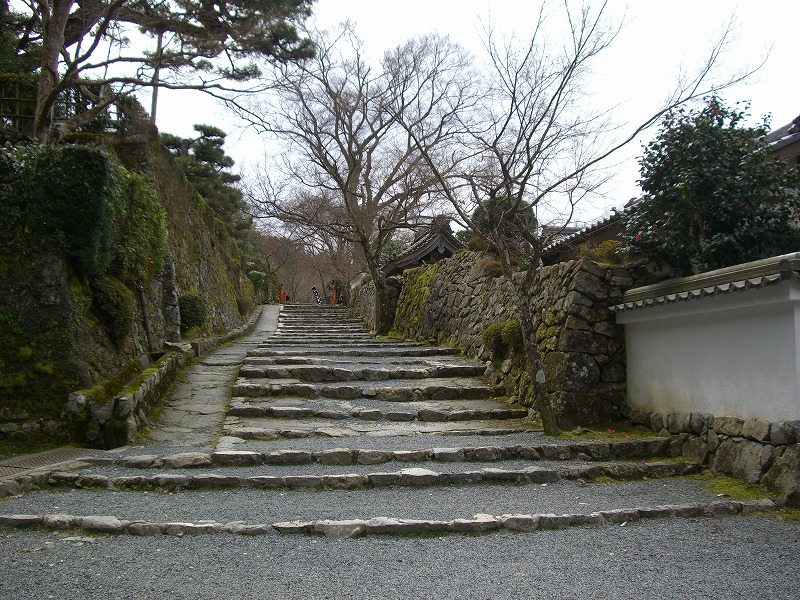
(247, 347), (461, 358)
(76, 438), (685, 468)
(0, 497), (777, 539)
(227, 397), (527, 421)
(40, 460), (703, 493)
(231, 378), (504, 401)
(242, 355), (481, 368)
(222, 417), (539, 440)
(237, 363), (484, 382)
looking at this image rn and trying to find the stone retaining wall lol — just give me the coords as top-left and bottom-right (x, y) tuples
(358, 251), (649, 427)
(629, 408), (800, 507)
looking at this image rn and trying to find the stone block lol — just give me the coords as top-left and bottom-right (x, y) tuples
(189, 473), (241, 488)
(704, 501), (741, 516)
(713, 416), (745, 437)
(537, 514), (571, 530)
(464, 446), (508, 462)
(212, 451), (262, 466)
(557, 330), (607, 355)
(43, 514), (79, 530)
(499, 514), (539, 532)
(598, 508), (640, 523)
(0, 514), (42, 527)
(440, 471), (483, 485)
(628, 408), (650, 426)
(432, 447), (465, 462)
(317, 448), (354, 465)
(81, 516), (123, 533)
(769, 422), (799, 445)
(568, 513), (604, 527)
(712, 438), (775, 484)
(649, 412), (665, 433)
(125, 521), (163, 536)
(312, 520), (367, 539)
(163, 452), (212, 469)
(451, 514), (501, 533)
(397, 468), (440, 486)
(368, 473), (399, 487)
(742, 418), (771, 442)
(152, 474), (190, 489)
(272, 521), (313, 534)
(247, 476), (286, 489)
(284, 476), (323, 489)
(761, 445), (800, 507)
(323, 474), (368, 490)
(668, 411), (692, 434)
(356, 449), (393, 465)
(393, 450), (429, 462)
(263, 450), (313, 465)
(386, 411), (416, 422)
(681, 436), (709, 465)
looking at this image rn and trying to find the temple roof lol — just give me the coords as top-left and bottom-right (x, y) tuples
(381, 221), (464, 277)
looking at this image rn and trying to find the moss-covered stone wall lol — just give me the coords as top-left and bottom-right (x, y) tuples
(0, 134), (255, 446)
(364, 250), (650, 427)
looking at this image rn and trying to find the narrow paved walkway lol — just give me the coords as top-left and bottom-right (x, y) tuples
(146, 306), (280, 448)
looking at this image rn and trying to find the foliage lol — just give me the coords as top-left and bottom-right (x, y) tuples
(471, 196), (537, 261)
(0, 144), (167, 282)
(482, 320), (523, 359)
(501, 320), (524, 353)
(577, 239), (628, 267)
(482, 260), (503, 278)
(0, 144), (121, 276)
(111, 172), (168, 283)
(161, 125), (247, 233)
(619, 98), (800, 276)
(179, 293), (207, 332)
(92, 276), (137, 343)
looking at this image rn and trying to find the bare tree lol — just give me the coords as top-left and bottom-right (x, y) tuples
(394, 3), (758, 434)
(237, 24), (471, 332)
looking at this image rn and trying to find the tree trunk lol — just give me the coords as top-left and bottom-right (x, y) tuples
(35, 0), (74, 143)
(372, 276), (394, 335)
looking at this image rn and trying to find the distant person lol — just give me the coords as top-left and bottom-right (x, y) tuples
(311, 286), (322, 304)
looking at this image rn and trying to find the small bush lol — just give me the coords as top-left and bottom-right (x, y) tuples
(578, 239), (626, 266)
(482, 322), (506, 358)
(483, 260), (503, 278)
(93, 276), (136, 342)
(467, 235), (491, 252)
(501, 320), (524, 353)
(483, 320), (523, 359)
(179, 293), (207, 333)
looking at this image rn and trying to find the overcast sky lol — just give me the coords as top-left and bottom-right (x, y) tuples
(152, 0), (800, 224)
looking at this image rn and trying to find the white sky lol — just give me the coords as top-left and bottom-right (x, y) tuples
(151, 0), (800, 224)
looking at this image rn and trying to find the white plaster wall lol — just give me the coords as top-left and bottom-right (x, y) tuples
(617, 281), (800, 421)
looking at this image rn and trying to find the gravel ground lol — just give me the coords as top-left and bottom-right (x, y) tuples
(1, 516), (798, 600)
(1, 479), (733, 523)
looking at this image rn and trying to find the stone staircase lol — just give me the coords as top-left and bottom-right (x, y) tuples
(0, 304), (780, 540)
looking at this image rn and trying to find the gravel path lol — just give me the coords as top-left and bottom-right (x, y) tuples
(1, 516), (798, 600)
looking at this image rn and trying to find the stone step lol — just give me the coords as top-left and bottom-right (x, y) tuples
(222, 418), (540, 440)
(237, 363), (485, 382)
(231, 378), (504, 401)
(0, 498), (777, 539)
(227, 398), (528, 421)
(247, 347), (461, 358)
(41, 460), (703, 492)
(257, 339), (421, 347)
(77, 438), (685, 468)
(242, 355), (482, 368)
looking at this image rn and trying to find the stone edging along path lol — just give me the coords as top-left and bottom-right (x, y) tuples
(0, 498), (779, 539)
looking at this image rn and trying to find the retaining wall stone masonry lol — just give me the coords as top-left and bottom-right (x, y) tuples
(355, 252), (650, 427)
(629, 408), (800, 507)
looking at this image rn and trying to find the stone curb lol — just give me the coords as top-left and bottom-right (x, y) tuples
(189, 305), (264, 357)
(32, 461), (702, 493)
(0, 499), (778, 538)
(79, 438), (682, 469)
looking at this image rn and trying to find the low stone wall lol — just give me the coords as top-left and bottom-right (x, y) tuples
(61, 306), (264, 449)
(356, 251), (649, 427)
(629, 408), (800, 506)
